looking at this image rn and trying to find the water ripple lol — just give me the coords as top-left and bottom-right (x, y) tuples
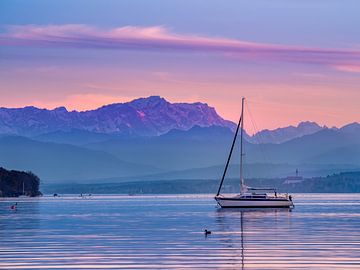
(1, 194), (360, 269)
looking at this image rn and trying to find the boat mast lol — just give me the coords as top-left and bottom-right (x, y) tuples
(216, 114), (242, 196)
(240, 97), (245, 193)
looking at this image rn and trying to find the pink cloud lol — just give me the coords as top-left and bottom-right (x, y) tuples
(333, 64), (360, 73)
(1, 24), (360, 71)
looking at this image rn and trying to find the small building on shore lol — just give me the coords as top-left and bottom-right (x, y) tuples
(284, 169), (304, 184)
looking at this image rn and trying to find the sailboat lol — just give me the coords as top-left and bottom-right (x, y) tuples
(215, 98), (294, 208)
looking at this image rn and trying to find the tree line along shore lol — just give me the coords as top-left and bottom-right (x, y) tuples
(0, 167), (41, 197)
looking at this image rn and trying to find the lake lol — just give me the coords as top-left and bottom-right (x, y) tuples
(1, 194), (360, 269)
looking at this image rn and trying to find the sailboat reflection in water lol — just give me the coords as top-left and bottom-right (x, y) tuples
(215, 209), (246, 269)
(215, 98), (294, 208)
(215, 208), (291, 270)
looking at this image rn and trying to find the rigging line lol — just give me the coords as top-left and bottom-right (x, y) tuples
(245, 102), (260, 144)
(252, 120), (270, 166)
(216, 115), (242, 196)
(246, 102), (269, 164)
(245, 100), (270, 165)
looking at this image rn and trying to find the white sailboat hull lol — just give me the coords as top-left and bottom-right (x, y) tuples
(215, 196), (293, 208)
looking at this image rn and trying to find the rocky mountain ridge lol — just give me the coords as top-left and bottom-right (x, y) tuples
(0, 96), (358, 144)
(0, 96), (235, 137)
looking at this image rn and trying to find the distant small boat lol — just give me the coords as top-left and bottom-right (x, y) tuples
(215, 98), (294, 208)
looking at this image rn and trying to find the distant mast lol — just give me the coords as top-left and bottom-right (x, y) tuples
(240, 97), (245, 194)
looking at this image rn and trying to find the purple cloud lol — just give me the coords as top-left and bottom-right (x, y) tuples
(1, 24), (360, 69)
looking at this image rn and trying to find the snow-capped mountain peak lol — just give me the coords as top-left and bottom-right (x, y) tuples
(0, 96), (235, 137)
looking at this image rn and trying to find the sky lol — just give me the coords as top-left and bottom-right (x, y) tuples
(0, 0), (359, 132)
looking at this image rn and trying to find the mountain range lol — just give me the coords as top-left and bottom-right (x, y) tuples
(0, 96), (359, 185)
(0, 96), (234, 137)
(1, 95), (357, 144)
(248, 121), (324, 144)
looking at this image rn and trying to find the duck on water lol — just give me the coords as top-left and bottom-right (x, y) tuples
(215, 98), (294, 208)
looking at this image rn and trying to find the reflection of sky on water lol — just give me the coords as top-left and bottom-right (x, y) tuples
(0, 194), (359, 269)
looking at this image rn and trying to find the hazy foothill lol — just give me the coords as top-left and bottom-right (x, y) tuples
(0, 96), (359, 195)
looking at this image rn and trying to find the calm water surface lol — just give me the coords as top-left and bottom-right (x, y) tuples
(0, 194), (360, 269)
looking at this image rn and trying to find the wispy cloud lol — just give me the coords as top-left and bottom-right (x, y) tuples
(333, 64), (360, 73)
(1, 24), (360, 70)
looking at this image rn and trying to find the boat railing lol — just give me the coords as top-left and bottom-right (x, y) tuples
(248, 187), (277, 192)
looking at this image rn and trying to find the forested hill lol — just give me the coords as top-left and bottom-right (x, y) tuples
(300, 171), (360, 193)
(0, 167), (41, 197)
